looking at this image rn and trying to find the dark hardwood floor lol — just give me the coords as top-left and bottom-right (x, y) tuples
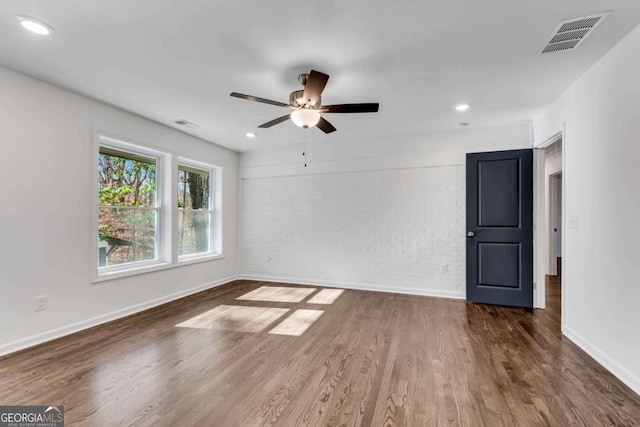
(1, 276), (639, 426)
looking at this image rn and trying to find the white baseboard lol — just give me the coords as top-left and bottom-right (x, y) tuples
(240, 274), (466, 300)
(0, 275), (239, 358)
(563, 325), (640, 396)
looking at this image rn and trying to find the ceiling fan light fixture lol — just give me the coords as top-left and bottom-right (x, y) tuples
(290, 109), (321, 128)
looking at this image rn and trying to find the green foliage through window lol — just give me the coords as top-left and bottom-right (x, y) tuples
(98, 148), (158, 266)
(98, 151), (156, 208)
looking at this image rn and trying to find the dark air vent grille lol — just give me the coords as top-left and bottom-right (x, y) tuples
(542, 40), (581, 54)
(557, 17), (602, 33)
(538, 12), (610, 54)
(549, 29), (590, 44)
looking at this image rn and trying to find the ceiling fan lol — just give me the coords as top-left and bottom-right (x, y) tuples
(230, 70), (379, 134)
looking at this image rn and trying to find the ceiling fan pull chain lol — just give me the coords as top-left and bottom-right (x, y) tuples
(302, 129), (307, 167)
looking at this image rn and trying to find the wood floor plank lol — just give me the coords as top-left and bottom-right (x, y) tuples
(1, 277), (639, 426)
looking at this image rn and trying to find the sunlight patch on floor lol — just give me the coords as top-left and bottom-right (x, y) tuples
(237, 286), (317, 303)
(307, 289), (344, 304)
(268, 309), (324, 336)
(175, 305), (289, 333)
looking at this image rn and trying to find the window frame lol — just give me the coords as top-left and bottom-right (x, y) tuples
(176, 158), (221, 262)
(91, 132), (224, 283)
(94, 136), (167, 279)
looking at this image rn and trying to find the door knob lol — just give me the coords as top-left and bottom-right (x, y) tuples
(467, 231), (475, 237)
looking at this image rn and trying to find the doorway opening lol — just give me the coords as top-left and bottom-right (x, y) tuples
(549, 172), (562, 276)
(543, 139), (563, 322)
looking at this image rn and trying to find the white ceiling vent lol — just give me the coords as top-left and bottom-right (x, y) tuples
(174, 119), (199, 128)
(538, 12), (610, 54)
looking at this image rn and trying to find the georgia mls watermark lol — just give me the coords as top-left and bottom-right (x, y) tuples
(0, 406), (64, 427)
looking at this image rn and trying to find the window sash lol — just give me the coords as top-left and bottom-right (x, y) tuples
(177, 207), (214, 258)
(98, 140), (162, 272)
(98, 206), (160, 269)
(177, 166), (211, 210)
(177, 161), (215, 259)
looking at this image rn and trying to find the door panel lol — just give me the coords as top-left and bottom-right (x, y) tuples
(478, 159), (520, 227)
(466, 149), (533, 308)
(478, 243), (520, 288)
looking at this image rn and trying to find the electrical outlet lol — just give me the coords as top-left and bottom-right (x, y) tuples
(441, 264), (448, 273)
(266, 254), (272, 262)
(34, 295), (47, 312)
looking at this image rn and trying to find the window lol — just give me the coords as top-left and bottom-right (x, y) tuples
(178, 163), (214, 258)
(95, 135), (222, 281)
(98, 144), (161, 269)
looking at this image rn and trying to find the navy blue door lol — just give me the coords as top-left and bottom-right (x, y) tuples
(466, 149), (533, 308)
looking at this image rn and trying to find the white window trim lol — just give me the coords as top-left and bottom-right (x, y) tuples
(91, 132), (224, 284)
(93, 135), (168, 281)
(177, 158), (222, 262)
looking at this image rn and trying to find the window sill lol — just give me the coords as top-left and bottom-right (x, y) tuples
(178, 253), (224, 266)
(93, 254), (224, 284)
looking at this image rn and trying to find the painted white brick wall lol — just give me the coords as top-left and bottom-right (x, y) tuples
(241, 165), (466, 298)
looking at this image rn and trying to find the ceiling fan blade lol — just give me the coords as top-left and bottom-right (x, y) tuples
(230, 92), (291, 108)
(258, 114), (291, 128)
(303, 70), (330, 107)
(321, 103), (380, 113)
(316, 117), (337, 134)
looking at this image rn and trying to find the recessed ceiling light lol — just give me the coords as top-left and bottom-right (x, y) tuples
(17, 15), (55, 36)
(245, 132), (256, 138)
(455, 103), (470, 112)
(457, 122), (470, 128)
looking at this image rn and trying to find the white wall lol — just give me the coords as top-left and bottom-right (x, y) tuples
(242, 166), (466, 298)
(534, 23), (640, 395)
(240, 124), (532, 299)
(0, 66), (239, 355)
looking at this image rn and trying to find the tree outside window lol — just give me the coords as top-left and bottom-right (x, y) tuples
(178, 165), (212, 257)
(98, 147), (158, 267)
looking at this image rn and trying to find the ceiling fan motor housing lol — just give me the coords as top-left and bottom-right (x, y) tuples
(289, 89), (320, 109)
(297, 73), (309, 85)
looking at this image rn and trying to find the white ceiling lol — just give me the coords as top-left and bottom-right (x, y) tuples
(1, 1), (639, 152)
